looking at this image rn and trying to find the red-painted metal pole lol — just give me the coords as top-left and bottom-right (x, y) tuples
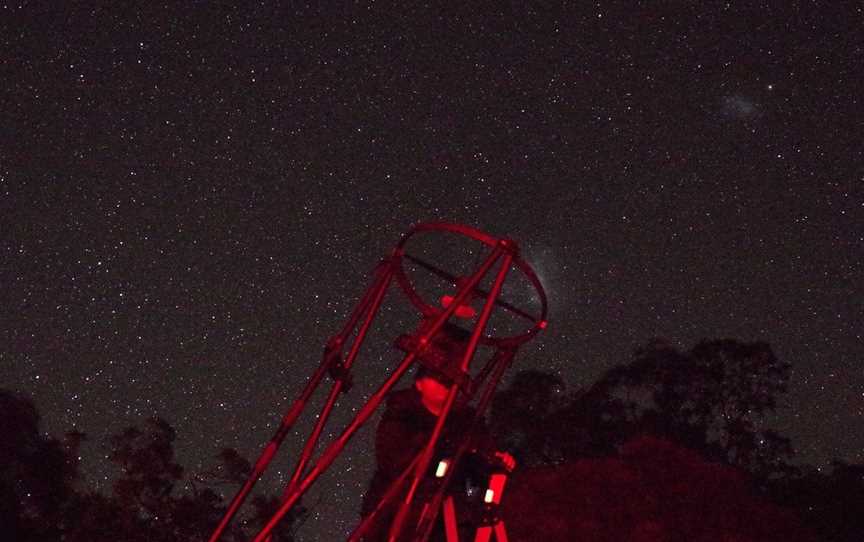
(207, 262), (391, 542)
(387, 243), (515, 542)
(284, 261), (395, 493)
(415, 346), (517, 542)
(251, 245), (506, 542)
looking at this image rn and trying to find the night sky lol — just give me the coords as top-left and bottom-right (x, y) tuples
(2, 3), (862, 540)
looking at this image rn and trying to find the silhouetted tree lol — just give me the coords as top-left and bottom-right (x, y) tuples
(109, 417), (185, 525)
(194, 447), (306, 542)
(487, 338), (837, 538)
(489, 369), (566, 466)
(103, 419), (303, 542)
(553, 339), (794, 479)
(1, 389), (302, 541)
(0, 389), (77, 541)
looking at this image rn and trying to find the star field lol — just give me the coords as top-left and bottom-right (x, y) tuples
(2, 3), (862, 540)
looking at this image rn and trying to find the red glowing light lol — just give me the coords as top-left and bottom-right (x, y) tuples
(440, 295), (477, 318)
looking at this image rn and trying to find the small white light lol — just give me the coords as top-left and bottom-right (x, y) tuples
(436, 460), (449, 478)
(484, 489), (495, 503)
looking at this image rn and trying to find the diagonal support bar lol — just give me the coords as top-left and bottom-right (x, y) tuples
(387, 245), (515, 542)
(207, 261), (393, 542)
(283, 259), (395, 495)
(251, 245), (507, 542)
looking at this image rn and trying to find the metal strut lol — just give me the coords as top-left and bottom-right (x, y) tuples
(207, 260), (394, 542)
(205, 223), (548, 542)
(251, 244), (508, 542)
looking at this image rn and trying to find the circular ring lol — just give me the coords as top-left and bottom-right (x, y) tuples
(393, 222), (548, 347)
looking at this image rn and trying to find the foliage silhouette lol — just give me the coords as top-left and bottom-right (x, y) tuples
(0, 389), (77, 541)
(4, 335), (861, 540)
(0, 389), (304, 541)
(489, 369), (566, 467)
(552, 338), (795, 479)
(488, 338), (858, 540)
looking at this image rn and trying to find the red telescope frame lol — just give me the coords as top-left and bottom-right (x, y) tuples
(206, 222), (548, 542)
(393, 222), (548, 346)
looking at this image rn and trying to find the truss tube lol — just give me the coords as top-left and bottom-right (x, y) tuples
(207, 262), (392, 542)
(285, 261), (396, 491)
(388, 248), (514, 542)
(251, 246), (506, 542)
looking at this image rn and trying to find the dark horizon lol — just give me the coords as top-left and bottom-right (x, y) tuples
(2, 333), (856, 541)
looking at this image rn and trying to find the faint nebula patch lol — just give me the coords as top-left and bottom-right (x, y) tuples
(720, 94), (763, 120)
